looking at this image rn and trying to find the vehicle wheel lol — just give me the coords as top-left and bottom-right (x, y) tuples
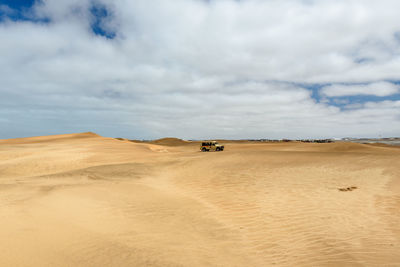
(202, 148), (207, 152)
(216, 147), (220, 151)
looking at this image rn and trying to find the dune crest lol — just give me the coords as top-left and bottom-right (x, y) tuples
(0, 132), (102, 144)
(150, 137), (190, 146)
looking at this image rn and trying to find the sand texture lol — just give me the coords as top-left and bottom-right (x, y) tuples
(1, 133), (400, 266)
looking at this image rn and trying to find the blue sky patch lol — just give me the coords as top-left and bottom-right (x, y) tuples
(0, 0), (50, 23)
(301, 83), (326, 103)
(0, 0), (35, 10)
(302, 81), (400, 109)
(90, 3), (116, 39)
(326, 94), (400, 109)
(0, 0), (117, 38)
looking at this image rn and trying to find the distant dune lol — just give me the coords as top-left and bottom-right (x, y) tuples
(0, 132), (101, 144)
(0, 133), (399, 266)
(149, 137), (192, 146)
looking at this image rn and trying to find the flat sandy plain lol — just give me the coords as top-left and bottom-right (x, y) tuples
(1, 132), (399, 267)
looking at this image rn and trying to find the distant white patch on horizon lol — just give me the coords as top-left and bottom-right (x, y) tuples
(321, 82), (400, 97)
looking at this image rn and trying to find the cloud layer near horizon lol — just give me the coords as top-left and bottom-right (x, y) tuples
(0, 0), (399, 139)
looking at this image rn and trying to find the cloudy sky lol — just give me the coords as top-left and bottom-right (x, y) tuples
(1, 0), (400, 140)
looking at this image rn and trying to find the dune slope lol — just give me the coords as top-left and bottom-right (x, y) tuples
(0, 134), (399, 266)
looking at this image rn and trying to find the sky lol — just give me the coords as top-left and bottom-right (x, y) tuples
(0, 0), (400, 140)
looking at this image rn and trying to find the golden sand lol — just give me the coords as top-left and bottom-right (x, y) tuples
(1, 133), (399, 266)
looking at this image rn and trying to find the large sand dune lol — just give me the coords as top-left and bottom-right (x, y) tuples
(0, 133), (399, 266)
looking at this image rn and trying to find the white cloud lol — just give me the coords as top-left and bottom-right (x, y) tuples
(321, 82), (400, 97)
(0, 0), (400, 139)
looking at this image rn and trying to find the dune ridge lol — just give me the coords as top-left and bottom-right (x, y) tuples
(0, 132), (101, 144)
(149, 137), (191, 146)
(0, 133), (399, 266)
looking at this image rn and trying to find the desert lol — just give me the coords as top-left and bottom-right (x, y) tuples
(3, 0), (400, 266)
(0, 132), (399, 266)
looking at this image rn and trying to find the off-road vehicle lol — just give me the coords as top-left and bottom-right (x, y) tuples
(200, 141), (224, 152)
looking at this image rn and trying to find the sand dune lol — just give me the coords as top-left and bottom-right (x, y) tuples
(149, 137), (192, 146)
(0, 132), (101, 144)
(0, 133), (399, 266)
